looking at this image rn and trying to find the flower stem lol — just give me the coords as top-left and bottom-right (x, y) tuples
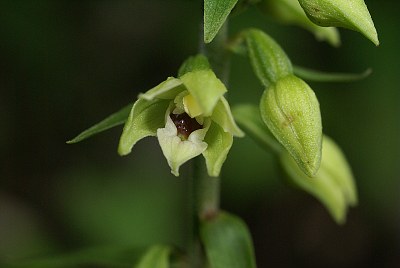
(187, 17), (230, 268)
(195, 21), (229, 220)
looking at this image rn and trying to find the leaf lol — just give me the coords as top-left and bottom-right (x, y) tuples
(232, 104), (282, 154)
(204, 0), (238, 43)
(200, 211), (257, 268)
(6, 245), (142, 268)
(294, 65), (372, 82)
(135, 245), (172, 268)
(203, 122), (233, 177)
(118, 98), (170, 156)
(67, 104), (132, 144)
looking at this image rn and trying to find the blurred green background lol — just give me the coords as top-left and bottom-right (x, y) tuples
(0, 0), (399, 267)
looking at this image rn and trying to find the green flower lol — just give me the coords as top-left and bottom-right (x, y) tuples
(118, 55), (243, 177)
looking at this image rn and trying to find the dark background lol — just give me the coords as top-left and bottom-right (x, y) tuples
(1, 1), (399, 267)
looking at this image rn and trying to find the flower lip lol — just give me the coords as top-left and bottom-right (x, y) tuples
(170, 112), (203, 140)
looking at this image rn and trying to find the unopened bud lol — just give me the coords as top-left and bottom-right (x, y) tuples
(260, 75), (322, 177)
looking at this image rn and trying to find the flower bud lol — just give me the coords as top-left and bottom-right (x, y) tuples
(298, 0), (379, 45)
(280, 135), (357, 224)
(258, 0), (340, 46)
(260, 75), (322, 177)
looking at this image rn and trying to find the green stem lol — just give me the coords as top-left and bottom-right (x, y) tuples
(187, 17), (230, 268)
(195, 21), (229, 220)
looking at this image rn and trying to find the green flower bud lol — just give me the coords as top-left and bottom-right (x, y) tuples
(280, 135), (357, 224)
(118, 55), (243, 177)
(260, 75), (322, 177)
(258, 0), (340, 46)
(244, 29), (293, 87)
(298, 0), (379, 45)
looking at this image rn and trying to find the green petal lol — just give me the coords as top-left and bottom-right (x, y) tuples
(298, 0), (379, 45)
(118, 99), (170, 156)
(139, 77), (186, 101)
(178, 54), (211, 77)
(203, 122), (233, 177)
(211, 98), (244, 137)
(260, 75), (322, 177)
(258, 0), (340, 46)
(180, 70), (227, 117)
(204, 0), (239, 43)
(157, 115), (210, 176)
(322, 136), (358, 206)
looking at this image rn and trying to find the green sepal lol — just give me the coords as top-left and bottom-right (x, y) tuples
(140, 77), (185, 101)
(200, 211), (257, 268)
(211, 98), (244, 137)
(118, 99), (170, 156)
(294, 65), (372, 83)
(135, 245), (172, 268)
(244, 28), (293, 87)
(232, 104), (282, 154)
(260, 75), (322, 177)
(203, 122), (233, 177)
(298, 0), (379, 45)
(280, 135), (357, 224)
(180, 70), (227, 117)
(258, 0), (340, 46)
(204, 0), (239, 43)
(67, 104), (132, 144)
(178, 54), (211, 77)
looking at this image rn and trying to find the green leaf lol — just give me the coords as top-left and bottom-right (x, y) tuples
(118, 98), (170, 156)
(180, 70), (227, 117)
(178, 54), (211, 77)
(135, 245), (172, 268)
(211, 98), (244, 137)
(298, 0), (379, 45)
(6, 245), (142, 268)
(294, 65), (372, 82)
(232, 104), (282, 154)
(203, 122), (233, 177)
(67, 104), (132, 144)
(204, 0), (238, 43)
(244, 28), (293, 87)
(258, 0), (340, 46)
(200, 211), (257, 268)
(260, 75), (322, 177)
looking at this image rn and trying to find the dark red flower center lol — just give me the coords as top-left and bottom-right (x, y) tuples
(170, 113), (203, 140)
